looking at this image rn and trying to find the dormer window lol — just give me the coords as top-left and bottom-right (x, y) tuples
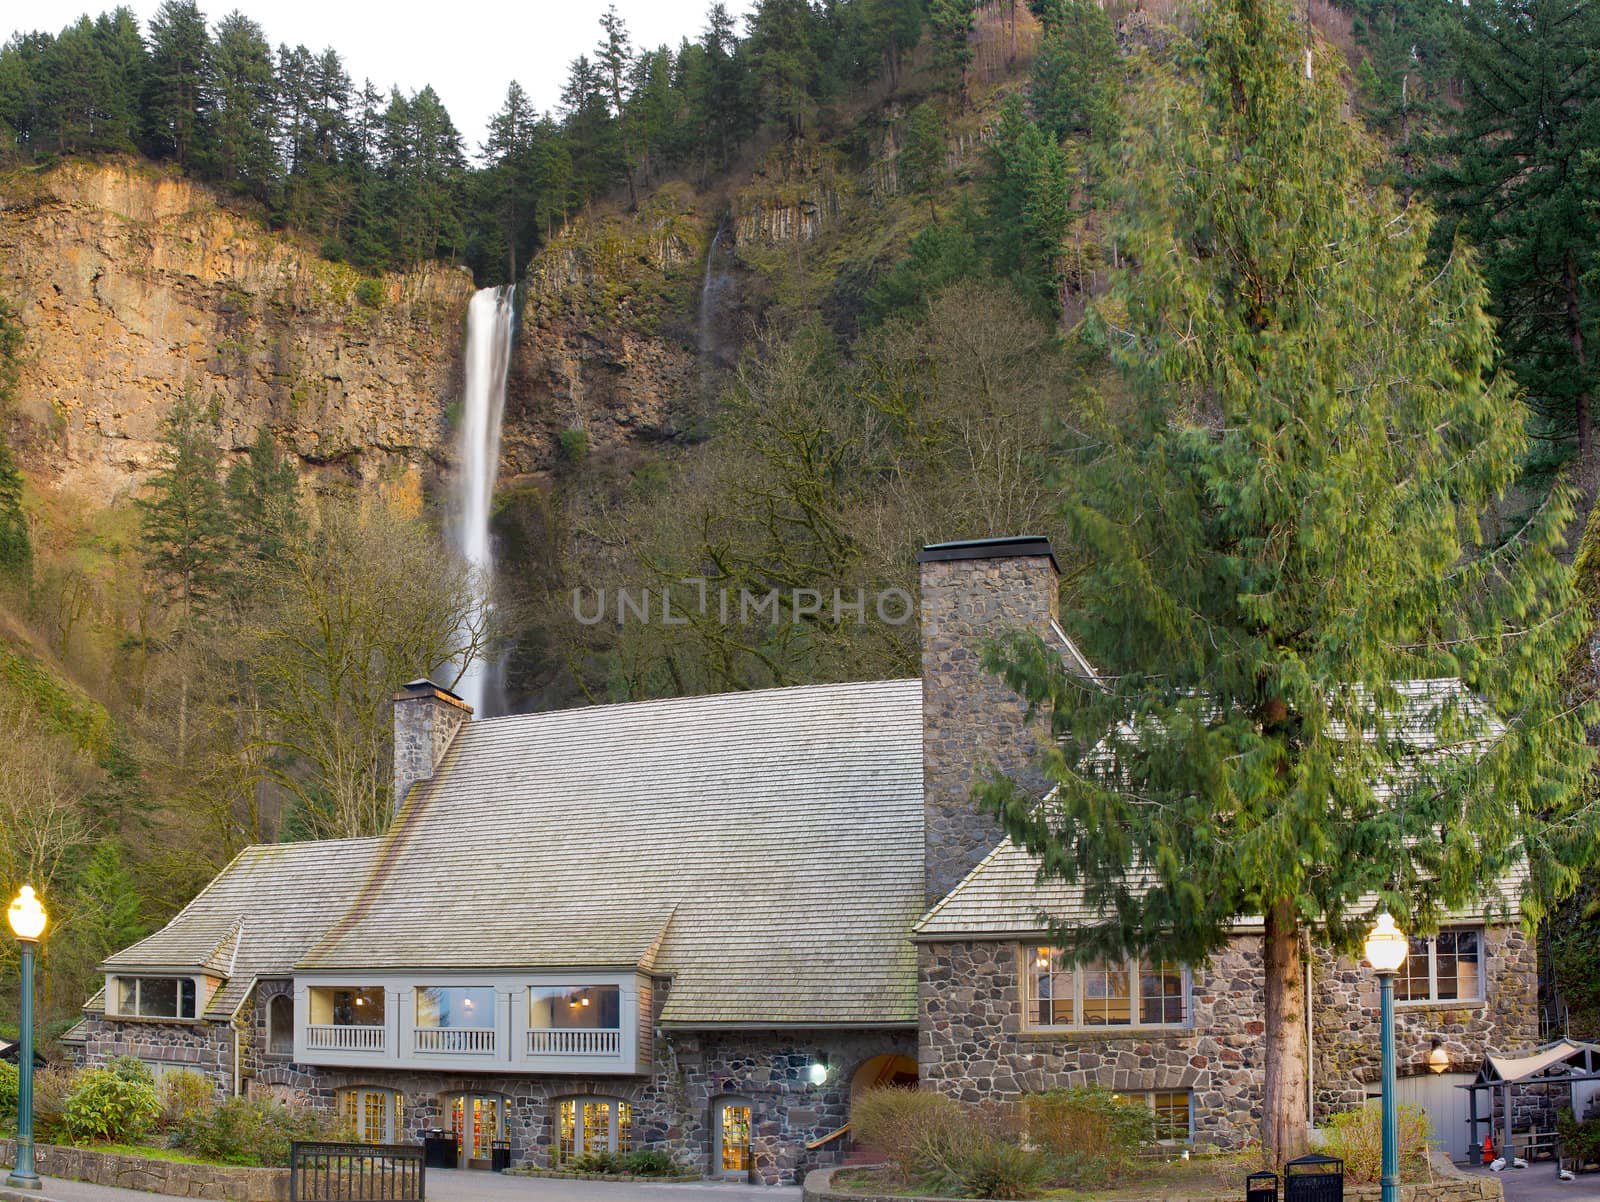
(115, 977), (197, 1020)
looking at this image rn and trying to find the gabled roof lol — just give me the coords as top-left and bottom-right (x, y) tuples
(101, 837), (382, 1019)
(298, 678), (925, 1027)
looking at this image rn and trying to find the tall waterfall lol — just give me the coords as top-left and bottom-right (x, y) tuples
(451, 285), (516, 719)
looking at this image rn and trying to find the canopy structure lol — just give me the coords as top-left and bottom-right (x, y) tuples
(1461, 1039), (1600, 1162)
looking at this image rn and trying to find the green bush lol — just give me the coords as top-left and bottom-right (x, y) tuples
(621, 1148), (678, 1176)
(0, 1059), (18, 1119)
(1024, 1086), (1153, 1184)
(158, 1069), (216, 1135)
(852, 1088), (1023, 1192)
(64, 1066), (161, 1144)
(354, 278), (386, 309)
(174, 1096), (336, 1167)
(567, 1150), (625, 1173)
(1558, 1108), (1600, 1165)
(107, 1057), (155, 1085)
(956, 1140), (1050, 1200)
(1321, 1101), (1432, 1183)
(558, 427), (589, 463)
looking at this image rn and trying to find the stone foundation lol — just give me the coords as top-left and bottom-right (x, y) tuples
(0, 1141), (287, 1202)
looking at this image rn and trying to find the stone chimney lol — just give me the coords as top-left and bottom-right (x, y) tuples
(918, 537), (1062, 906)
(392, 679), (472, 809)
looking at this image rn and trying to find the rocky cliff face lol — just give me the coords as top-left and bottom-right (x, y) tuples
(0, 160), (475, 506)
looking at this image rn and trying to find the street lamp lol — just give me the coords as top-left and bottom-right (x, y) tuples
(1365, 912), (1408, 1202)
(7, 886), (46, 1190)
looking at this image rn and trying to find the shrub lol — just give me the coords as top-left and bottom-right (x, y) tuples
(0, 1058), (18, 1119)
(568, 1150), (625, 1173)
(558, 427), (588, 463)
(354, 278), (386, 309)
(158, 1069), (216, 1135)
(1024, 1086), (1153, 1184)
(1558, 1108), (1600, 1165)
(621, 1149), (678, 1176)
(956, 1140), (1050, 1200)
(107, 1057), (154, 1085)
(64, 1066), (161, 1144)
(852, 1088), (1021, 1190)
(32, 1066), (75, 1143)
(174, 1096), (337, 1167)
(1321, 1101), (1432, 1183)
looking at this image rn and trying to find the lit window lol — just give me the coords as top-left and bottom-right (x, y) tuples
(554, 1097), (634, 1163)
(1394, 929), (1482, 1004)
(529, 986), (621, 1029)
(416, 986), (494, 1027)
(1149, 1091), (1192, 1142)
(308, 987), (385, 1026)
(114, 977), (197, 1019)
(1026, 949), (1189, 1029)
(338, 1087), (404, 1144)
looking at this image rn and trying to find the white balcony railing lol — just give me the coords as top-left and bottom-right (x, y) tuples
(414, 1026), (496, 1055)
(526, 1027), (623, 1057)
(305, 1024), (386, 1053)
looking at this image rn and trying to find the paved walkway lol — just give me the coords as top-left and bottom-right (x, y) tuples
(0, 1170), (798, 1202)
(1462, 1165), (1600, 1202)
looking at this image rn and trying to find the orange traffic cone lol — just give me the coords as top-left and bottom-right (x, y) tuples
(1483, 1135), (1494, 1165)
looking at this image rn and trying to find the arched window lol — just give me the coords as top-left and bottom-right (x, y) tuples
(553, 1096), (633, 1163)
(338, 1087), (404, 1144)
(267, 995), (293, 1056)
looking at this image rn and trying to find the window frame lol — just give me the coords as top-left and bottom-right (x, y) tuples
(1023, 947), (1191, 1031)
(414, 985), (494, 1029)
(112, 975), (199, 1020)
(528, 985), (623, 1031)
(553, 1095), (634, 1163)
(339, 1086), (405, 1144)
(1394, 927), (1484, 1006)
(1142, 1090), (1193, 1144)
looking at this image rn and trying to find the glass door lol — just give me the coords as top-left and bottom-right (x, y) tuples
(716, 1101), (752, 1178)
(450, 1094), (503, 1169)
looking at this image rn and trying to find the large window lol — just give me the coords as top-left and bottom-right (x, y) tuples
(308, 987), (385, 1026)
(1026, 949), (1189, 1028)
(1396, 929), (1482, 1003)
(340, 1087), (404, 1144)
(115, 977), (197, 1020)
(416, 986), (493, 1028)
(530, 986), (621, 1030)
(555, 1097), (632, 1163)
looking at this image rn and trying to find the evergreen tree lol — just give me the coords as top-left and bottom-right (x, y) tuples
(898, 101), (946, 202)
(143, 0), (211, 166)
(928, 0), (977, 105)
(1030, 0), (1121, 145)
(978, 0), (1595, 1164)
(595, 6), (638, 209)
(137, 394), (232, 620)
(92, 8), (148, 152)
(559, 55), (621, 206)
(0, 438), (30, 582)
(479, 80), (540, 282)
(687, 3), (746, 177)
(859, 0), (923, 91)
(985, 95), (1072, 314)
(225, 427), (302, 569)
(1431, 0), (1600, 472)
(74, 841), (148, 958)
(207, 11), (278, 199)
(747, 0), (822, 138)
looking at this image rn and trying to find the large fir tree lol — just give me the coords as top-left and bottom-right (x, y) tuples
(137, 394), (232, 620)
(979, 0), (1597, 1164)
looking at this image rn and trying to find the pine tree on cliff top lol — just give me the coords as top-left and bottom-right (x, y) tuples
(978, 0), (1598, 1165)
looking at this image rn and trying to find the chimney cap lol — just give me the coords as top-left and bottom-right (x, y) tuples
(917, 536), (1058, 573)
(393, 678), (473, 711)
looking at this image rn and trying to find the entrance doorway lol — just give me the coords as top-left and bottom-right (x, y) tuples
(713, 1098), (752, 1179)
(449, 1093), (505, 1170)
(851, 1054), (918, 1101)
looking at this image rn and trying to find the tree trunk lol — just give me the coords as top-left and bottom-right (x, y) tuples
(1566, 250), (1589, 462)
(1262, 897), (1309, 1166)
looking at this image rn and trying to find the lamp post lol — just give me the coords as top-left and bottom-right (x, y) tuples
(7, 886), (46, 1191)
(1365, 912), (1408, 1202)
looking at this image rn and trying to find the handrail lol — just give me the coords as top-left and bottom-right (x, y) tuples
(806, 1123), (851, 1150)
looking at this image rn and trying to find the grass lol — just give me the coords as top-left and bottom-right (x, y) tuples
(834, 1151), (1265, 1201)
(75, 1143), (232, 1167)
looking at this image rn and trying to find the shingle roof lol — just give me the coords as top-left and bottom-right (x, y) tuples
(101, 838), (382, 1019)
(298, 679), (925, 1027)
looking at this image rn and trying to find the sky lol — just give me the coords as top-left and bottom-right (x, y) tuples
(8, 0), (755, 157)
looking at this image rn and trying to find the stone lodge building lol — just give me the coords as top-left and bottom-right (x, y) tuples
(65, 537), (1539, 1181)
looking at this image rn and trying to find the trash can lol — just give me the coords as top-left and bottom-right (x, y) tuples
(1247, 1169), (1280, 1202)
(491, 1139), (511, 1172)
(1285, 1154), (1344, 1202)
(423, 1129), (457, 1169)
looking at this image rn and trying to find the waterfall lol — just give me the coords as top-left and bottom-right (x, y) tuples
(698, 215), (730, 389)
(450, 285), (516, 719)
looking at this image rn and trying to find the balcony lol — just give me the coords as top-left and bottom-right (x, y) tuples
(526, 1027), (622, 1057)
(414, 1027), (496, 1055)
(306, 1024), (386, 1053)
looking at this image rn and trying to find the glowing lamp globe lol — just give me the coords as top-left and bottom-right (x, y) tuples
(1364, 912), (1407, 974)
(7, 886), (46, 941)
(806, 1063), (828, 1086)
(1428, 1041), (1451, 1074)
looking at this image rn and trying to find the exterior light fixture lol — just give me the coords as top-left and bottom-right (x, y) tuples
(7, 886), (45, 942)
(6, 885), (46, 1190)
(807, 1061), (828, 1086)
(1365, 911), (1407, 1202)
(1428, 1040), (1450, 1075)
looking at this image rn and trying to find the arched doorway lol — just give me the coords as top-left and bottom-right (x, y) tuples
(446, 1092), (506, 1170)
(851, 1053), (918, 1101)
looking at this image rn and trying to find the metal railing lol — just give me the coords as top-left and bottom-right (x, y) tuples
(413, 1027), (495, 1055)
(305, 1025), (386, 1053)
(525, 1027), (622, 1056)
(289, 1142), (424, 1202)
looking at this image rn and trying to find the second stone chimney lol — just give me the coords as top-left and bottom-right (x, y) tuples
(392, 679), (473, 810)
(918, 537), (1062, 905)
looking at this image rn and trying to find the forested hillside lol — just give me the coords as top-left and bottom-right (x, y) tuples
(1, 0), (1598, 1045)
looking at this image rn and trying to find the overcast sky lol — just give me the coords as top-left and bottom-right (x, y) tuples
(8, 1), (755, 157)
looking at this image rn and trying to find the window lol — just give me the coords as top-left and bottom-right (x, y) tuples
(308, 987), (385, 1026)
(416, 986), (493, 1028)
(1025, 949), (1189, 1028)
(339, 1087), (404, 1144)
(1395, 929), (1482, 1003)
(1147, 1091), (1192, 1143)
(554, 1097), (633, 1163)
(115, 977), (197, 1019)
(267, 995), (293, 1055)
(529, 986), (621, 1029)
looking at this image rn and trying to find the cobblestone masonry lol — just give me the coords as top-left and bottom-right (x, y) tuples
(921, 929), (1541, 1149)
(74, 1016), (236, 1091)
(920, 552), (1059, 905)
(392, 681), (471, 809)
(0, 1140), (287, 1202)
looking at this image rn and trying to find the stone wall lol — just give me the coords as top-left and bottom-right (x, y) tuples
(919, 548), (1059, 905)
(71, 1015), (236, 1092)
(391, 682), (472, 807)
(0, 1140), (287, 1202)
(920, 927), (1541, 1150)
